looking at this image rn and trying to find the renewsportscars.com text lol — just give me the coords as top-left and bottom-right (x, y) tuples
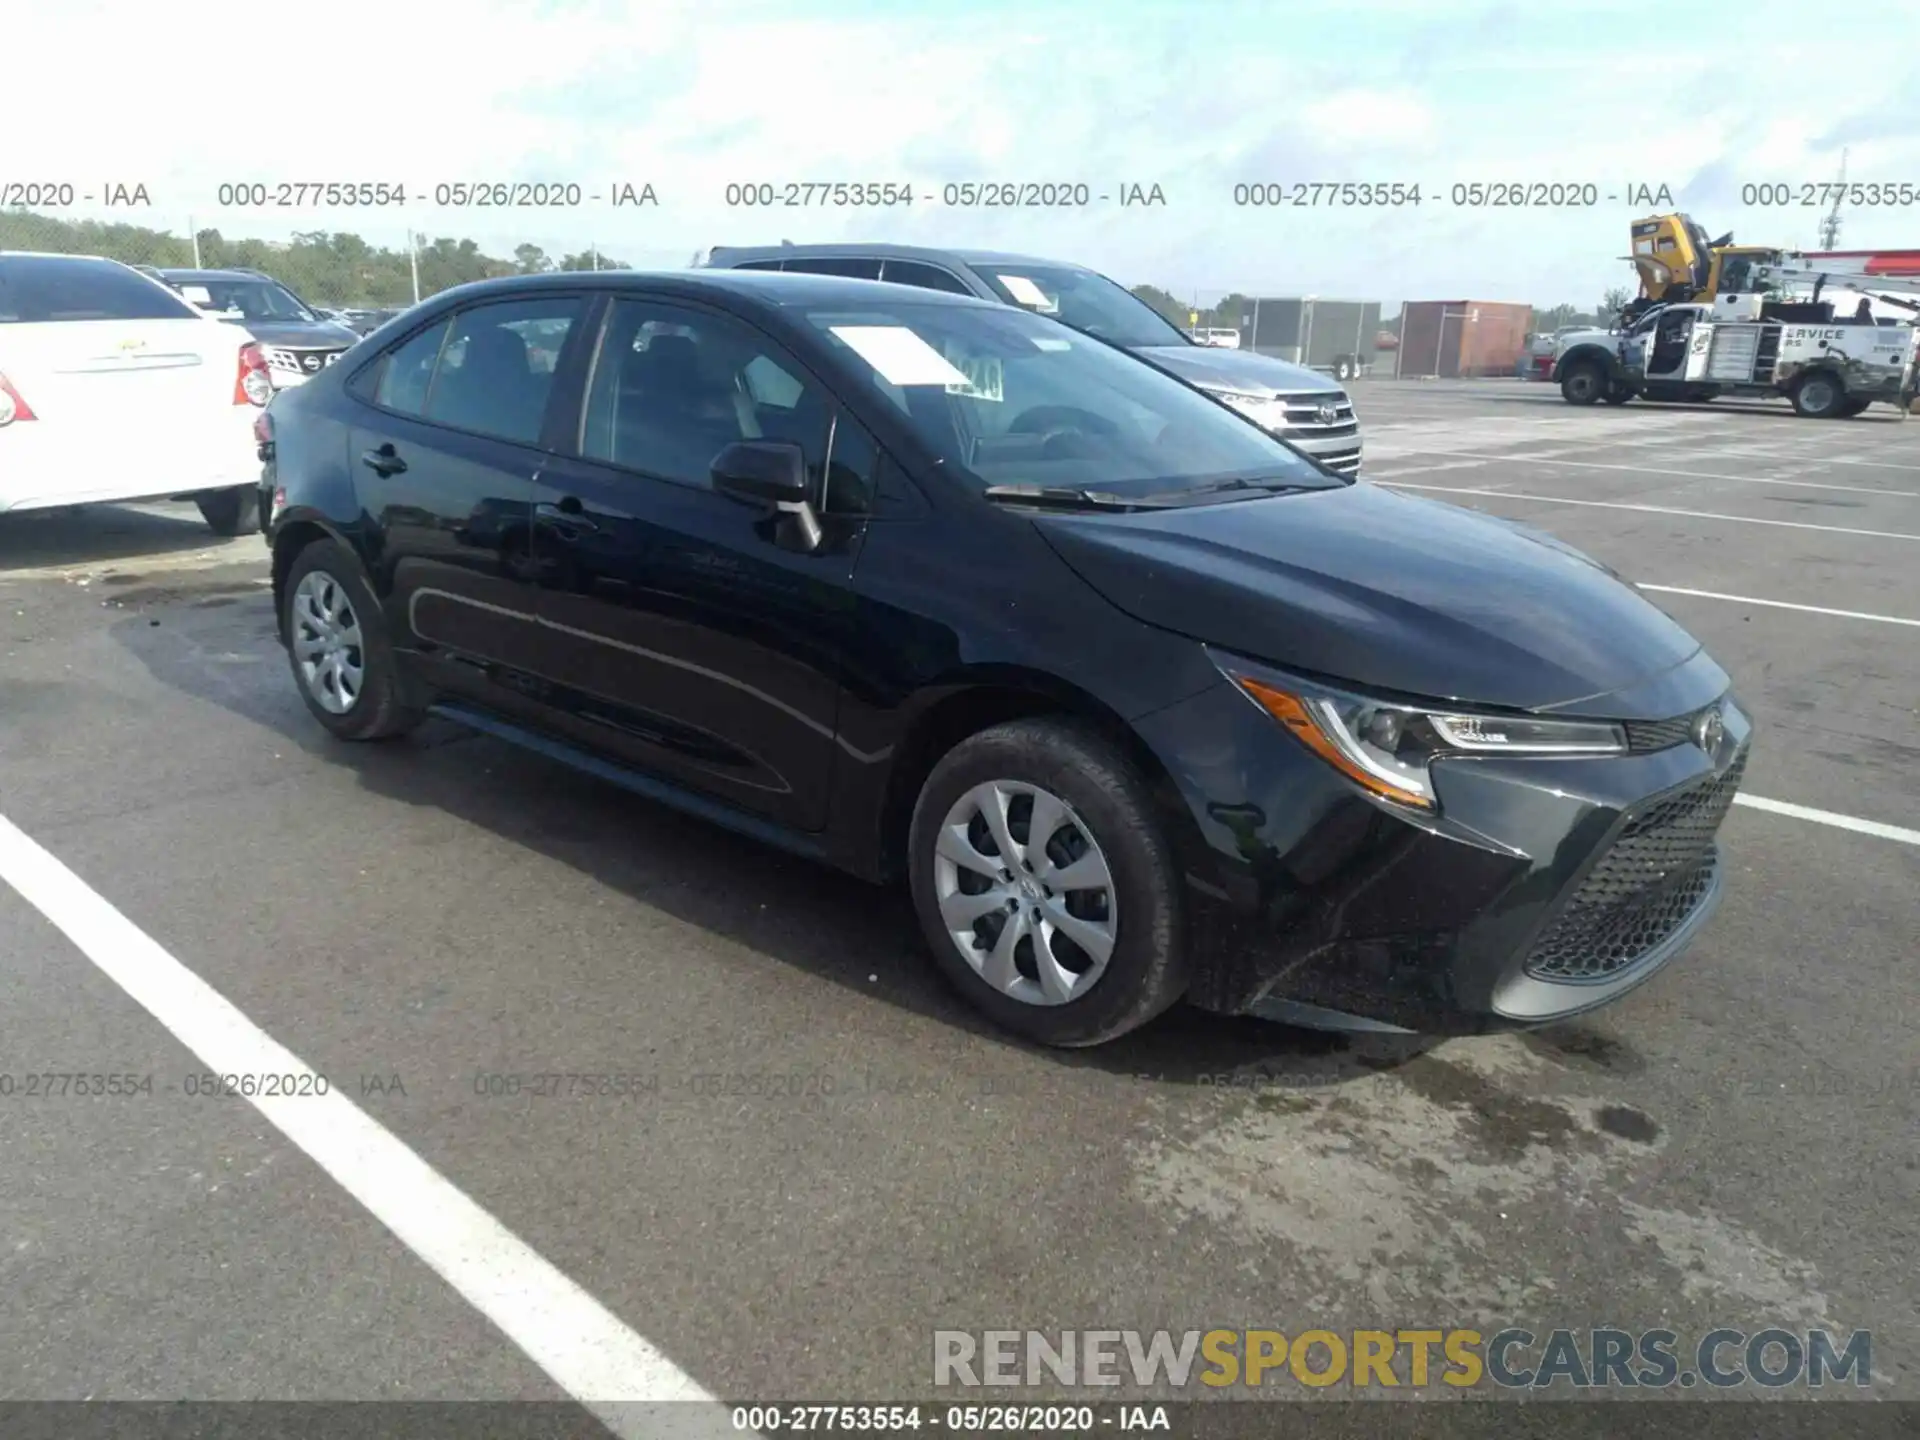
(933, 1327), (1873, 1391)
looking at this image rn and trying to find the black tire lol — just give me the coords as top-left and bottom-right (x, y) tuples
(1791, 370), (1845, 419)
(1333, 357), (1353, 382)
(1603, 384), (1633, 405)
(1838, 398), (1872, 418)
(197, 485), (259, 536)
(281, 538), (426, 741)
(907, 718), (1187, 1048)
(1560, 361), (1607, 405)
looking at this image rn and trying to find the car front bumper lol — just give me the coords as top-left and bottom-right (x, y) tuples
(1135, 669), (1752, 1035)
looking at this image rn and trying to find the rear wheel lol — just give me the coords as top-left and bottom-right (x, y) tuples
(197, 485), (258, 536)
(1791, 371), (1845, 418)
(282, 539), (425, 741)
(1560, 361), (1607, 405)
(907, 718), (1186, 1047)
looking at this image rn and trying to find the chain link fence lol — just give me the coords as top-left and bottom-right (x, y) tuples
(0, 209), (689, 309)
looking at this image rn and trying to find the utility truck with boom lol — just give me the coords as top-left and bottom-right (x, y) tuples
(1554, 255), (1920, 418)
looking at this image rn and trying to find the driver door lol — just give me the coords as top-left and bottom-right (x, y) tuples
(526, 295), (874, 831)
(1645, 309), (1696, 381)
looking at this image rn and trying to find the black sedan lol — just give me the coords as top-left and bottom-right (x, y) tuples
(256, 269), (1750, 1046)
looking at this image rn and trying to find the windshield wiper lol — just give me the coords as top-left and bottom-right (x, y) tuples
(981, 484), (1175, 512)
(1140, 476), (1320, 505)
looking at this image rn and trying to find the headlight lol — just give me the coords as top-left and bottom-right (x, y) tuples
(1211, 389), (1274, 410)
(1228, 671), (1626, 811)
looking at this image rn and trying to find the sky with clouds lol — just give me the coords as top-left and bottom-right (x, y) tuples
(8, 0), (1920, 310)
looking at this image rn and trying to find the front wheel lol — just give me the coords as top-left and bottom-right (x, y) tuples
(196, 485), (259, 536)
(1560, 362), (1607, 405)
(1332, 357), (1354, 382)
(282, 538), (426, 741)
(1791, 371), (1846, 418)
(1603, 384), (1634, 405)
(1837, 397), (1872, 418)
(907, 718), (1187, 1047)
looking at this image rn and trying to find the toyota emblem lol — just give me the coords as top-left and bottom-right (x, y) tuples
(1315, 402), (1339, 425)
(1691, 706), (1725, 754)
(302, 354), (322, 372)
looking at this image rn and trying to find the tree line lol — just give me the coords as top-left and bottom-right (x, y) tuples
(0, 210), (630, 307)
(4, 207), (1623, 326)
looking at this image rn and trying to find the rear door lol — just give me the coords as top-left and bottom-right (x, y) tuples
(0, 255), (256, 505)
(341, 292), (590, 692)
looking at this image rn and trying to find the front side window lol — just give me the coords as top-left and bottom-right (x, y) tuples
(881, 261), (974, 296)
(806, 300), (1335, 499)
(974, 265), (1189, 348)
(580, 299), (839, 500)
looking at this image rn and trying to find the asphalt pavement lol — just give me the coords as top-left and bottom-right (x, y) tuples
(1, 380), (1914, 1425)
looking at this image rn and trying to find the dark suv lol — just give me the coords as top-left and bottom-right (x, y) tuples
(153, 267), (360, 390)
(260, 270), (1749, 1047)
(702, 244), (1364, 475)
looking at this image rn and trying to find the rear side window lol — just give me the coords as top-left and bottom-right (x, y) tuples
(0, 257), (201, 323)
(881, 261), (973, 295)
(782, 257), (883, 280)
(425, 297), (584, 443)
(732, 260), (786, 272)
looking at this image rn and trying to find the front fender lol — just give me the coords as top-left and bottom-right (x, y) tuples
(1552, 343), (1620, 382)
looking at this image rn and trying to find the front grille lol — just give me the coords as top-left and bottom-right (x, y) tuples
(1321, 450), (1363, 476)
(1523, 747), (1747, 983)
(1275, 392), (1358, 437)
(266, 346), (347, 375)
(1623, 712), (1697, 752)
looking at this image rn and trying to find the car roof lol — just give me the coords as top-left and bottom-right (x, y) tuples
(706, 242), (1089, 273)
(156, 268), (270, 281)
(422, 268), (1002, 312)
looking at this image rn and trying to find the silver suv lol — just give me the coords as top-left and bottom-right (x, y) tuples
(701, 244), (1363, 475)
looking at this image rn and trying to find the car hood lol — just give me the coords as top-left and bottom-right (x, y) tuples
(1131, 344), (1339, 396)
(216, 318), (358, 347)
(1033, 482), (1708, 715)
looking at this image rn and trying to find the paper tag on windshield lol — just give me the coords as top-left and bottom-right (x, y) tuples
(997, 274), (1057, 312)
(943, 351), (1003, 402)
(179, 285), (213, 305)
(828, 326), (971, 386)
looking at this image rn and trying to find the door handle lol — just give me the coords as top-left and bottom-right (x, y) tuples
(535, 499), (602, 536)
(361, 444), (406, 477)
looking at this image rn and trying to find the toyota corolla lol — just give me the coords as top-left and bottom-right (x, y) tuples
(261, 270), (1751, 1046)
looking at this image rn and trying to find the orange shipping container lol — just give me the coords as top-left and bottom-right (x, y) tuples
(1396, 301), (1535, 378)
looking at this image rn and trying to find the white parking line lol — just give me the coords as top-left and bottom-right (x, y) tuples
(1429, 453), (1918, 498)
(0, 812), (741, 1440)
(1377, 482), (1920, 541)
(1636, 585), (1920, 627)
(1733, 796), (1920, 847)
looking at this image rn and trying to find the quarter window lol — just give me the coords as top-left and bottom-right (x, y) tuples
(369, 320), (451, 415)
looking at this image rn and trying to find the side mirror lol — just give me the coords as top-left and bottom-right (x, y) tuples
(711, 440), (822, 550)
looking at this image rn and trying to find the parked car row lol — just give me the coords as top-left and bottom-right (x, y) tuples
(251, 266), (1750, 1047)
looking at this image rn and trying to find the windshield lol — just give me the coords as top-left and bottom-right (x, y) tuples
(0, 257), (201, 323)
(168, 277), (317, 323)
(807, 301), (1339, 499)
(974, 264), (1191, 350)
